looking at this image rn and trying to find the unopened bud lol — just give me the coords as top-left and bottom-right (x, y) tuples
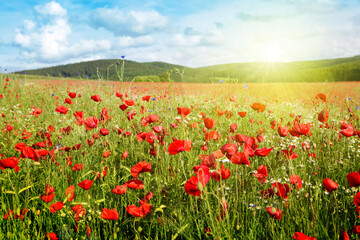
(197, 181), (204, 192)
(271, 207), (276, 213)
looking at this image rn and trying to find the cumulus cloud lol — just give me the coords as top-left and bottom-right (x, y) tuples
(90, 7), (168, 36)
(117, 35), (154, 48)
(13, 1), (112, 64)
(168, 28), (224, 47)
(34, 1), (67, 18)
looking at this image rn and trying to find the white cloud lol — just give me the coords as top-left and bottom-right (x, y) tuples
(167, 29), (224, 48)
(117, 35), (154, 48)
(34, 1), (67, 17)
(90, 7), (168, 36)
(13, 1), (112, 64)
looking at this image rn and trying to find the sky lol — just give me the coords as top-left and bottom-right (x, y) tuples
(1, 0), (360, 72)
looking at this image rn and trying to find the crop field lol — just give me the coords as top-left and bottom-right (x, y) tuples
(1, 75), (360, 239)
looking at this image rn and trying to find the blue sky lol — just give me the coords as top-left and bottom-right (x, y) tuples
(1, 0), (360, 72)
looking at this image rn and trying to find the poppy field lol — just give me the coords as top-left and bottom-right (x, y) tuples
(1, 75), (360, 240)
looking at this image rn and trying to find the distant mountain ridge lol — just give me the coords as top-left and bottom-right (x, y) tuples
(15, 55), (360, 82)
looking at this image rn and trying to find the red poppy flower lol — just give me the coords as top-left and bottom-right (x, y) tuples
(354, 192), (360, 206)
(184, 176), (202, 196)
(177, 107), (191, 118)
(254, 147), (273, 157)
(139, 191), (154, 205)
(15, 143), (26, 152)
(250, 103), (265, 113)
(126, 179), (144, 189)
(68, 92), (76, 98)
(292, 232), (316, 240)
(47, 232), (59, 240)
(0, 157), (19, 171)
(277, 125), (288, 137)
(340, 230), (349, 240)
(73, 111), (84, 126)
(55, 106), (68, 114)
(204, 130), (221, 141)
(231, 152), (250, 165)
(204, 118), (216, 129)
(100, 208), (119, 220)
(64, 98), (73, 105)
(142, 95), (151, 101)
(353, 226), (360, 235)
(111, 184), (127, 195)
(289, 122), (311, 137)
(21, 129), (32, 140)
(238, 111), (247, 118)
(84, 116), (98, 130)
(125, 99), (135, 106)
(340, 124), (354, 137)
(266, 207), (282, 220)
(141, 114), (160, 127)
(168, 140), (192, 155)
(193, 165), (211, 185)
(318, 109), (329, 123)
(21, 146), (39, 162)
(120, 150), (129, 159)
(115, 91), (123, 98)
(119, 104), (128, 111)
(315, 93), (327, 102)
(74, 207), (86, 221)
(99, 128), (109, 136)
(272, 182), (290, 199)
(290, 175), (302, 189)
(282, 145), (298, 160)
(49, 201), (65, 213)
(78, 180), (93, 190)
(90, 95), (101, 103)
(126, 203), (152, 217)
(347, 172), (360, 187)
(72, 163), (83, 171)
(254, 165), (268, 183)
(31, 107), (43, 117)
(131, 161), (152, 178)
(40, 193), (55, 203)
(45, 185), (55, 194)
(220, 143), (238, 156)
(65, 185), (75, 202)
(323, 178), (338, 193)
(211, 164), (231, 181)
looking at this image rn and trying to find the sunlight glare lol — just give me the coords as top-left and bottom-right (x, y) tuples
(266, 47), (281, 62)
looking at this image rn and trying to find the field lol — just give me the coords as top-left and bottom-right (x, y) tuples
(1, 75), (360, 239)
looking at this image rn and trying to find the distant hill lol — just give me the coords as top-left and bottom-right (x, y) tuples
(15, 55), (360, 83)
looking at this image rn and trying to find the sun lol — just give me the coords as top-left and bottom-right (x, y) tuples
(266, 47), (281, 62)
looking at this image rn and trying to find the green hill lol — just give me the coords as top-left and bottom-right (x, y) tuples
(15, 55), (360, 83)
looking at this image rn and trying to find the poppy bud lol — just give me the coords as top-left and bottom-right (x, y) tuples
(197, 182), (204, 193)
(271, 207), (276, 214)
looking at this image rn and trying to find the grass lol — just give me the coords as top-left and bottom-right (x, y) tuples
(0, 73), (360, 239)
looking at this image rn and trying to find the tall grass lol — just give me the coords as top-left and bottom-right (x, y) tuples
(0, 73), (359, 239)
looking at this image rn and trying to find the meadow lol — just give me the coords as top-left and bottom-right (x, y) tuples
(1, 74), (360, 239)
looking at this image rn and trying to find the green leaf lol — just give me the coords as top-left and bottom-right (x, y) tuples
(94, 199), (105, 204)
(4, 190), (16, 195)
(155, 205), (166, 213)
(172, 224), (188, 240)
(18, 185), (32, 194)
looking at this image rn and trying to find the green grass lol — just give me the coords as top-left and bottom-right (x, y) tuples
(0, 73), (360, 239)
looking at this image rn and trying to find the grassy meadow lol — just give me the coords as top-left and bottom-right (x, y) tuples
(1, 73), (360, 239)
